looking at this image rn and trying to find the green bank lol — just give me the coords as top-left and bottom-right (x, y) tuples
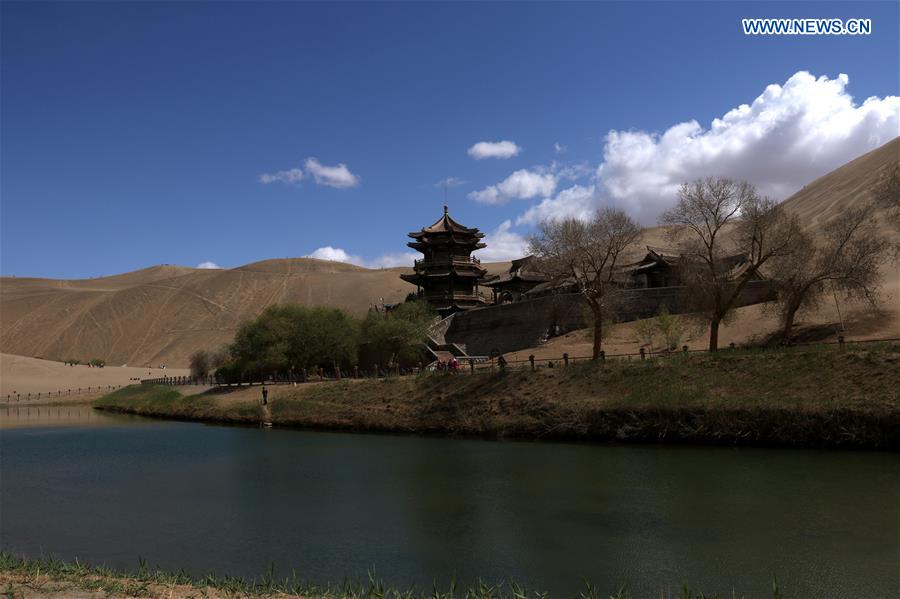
(94, 343), (900, 449)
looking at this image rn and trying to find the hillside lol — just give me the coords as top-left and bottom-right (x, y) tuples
(2, 139), (897, 368)
(781, 136), (899, 233)
(0, 258), (510, 368)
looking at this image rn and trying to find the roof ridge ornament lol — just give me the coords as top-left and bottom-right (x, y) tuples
(443, 204), (448, 215)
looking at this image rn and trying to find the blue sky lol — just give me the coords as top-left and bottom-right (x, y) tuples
(2, 1), (898, 278)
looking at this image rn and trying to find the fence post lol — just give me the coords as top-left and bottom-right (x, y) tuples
(838, 335), (845, 350)
(639, 348), (645, 360)
(563, 353), (569, 367)
(682, 345), (689, 354)
(529, 355), (535, 372)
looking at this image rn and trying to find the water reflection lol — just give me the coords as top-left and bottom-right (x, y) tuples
(0, 404), (141, 429)
(0, 419), (897, 598)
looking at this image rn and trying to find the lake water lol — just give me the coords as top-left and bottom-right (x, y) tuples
(1, 406), (897, 597)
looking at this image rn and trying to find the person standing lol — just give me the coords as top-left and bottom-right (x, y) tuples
(261, 386), (268, 405)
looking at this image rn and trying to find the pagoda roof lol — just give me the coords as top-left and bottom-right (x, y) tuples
(482, 255), (549, 287)
(408, 206), (484, 239)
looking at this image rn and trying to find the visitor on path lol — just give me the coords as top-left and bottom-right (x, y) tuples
(261, 386), (268, 405)
(497, 355), (507, 371)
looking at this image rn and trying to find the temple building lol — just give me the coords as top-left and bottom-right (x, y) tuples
(400, 206), (489, 315)
(620, 247), (682, 288)
(482, 256), (549, 304)
(618, 246), (768, 289)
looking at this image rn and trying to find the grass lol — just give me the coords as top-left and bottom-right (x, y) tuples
(94, 343), (900, 449)
(94, 384), (263, 423)
(0, 552), (788, 599)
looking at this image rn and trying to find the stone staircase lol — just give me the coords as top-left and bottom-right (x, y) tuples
(425, 314), (488, 368)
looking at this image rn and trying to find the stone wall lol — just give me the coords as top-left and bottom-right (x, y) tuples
(445, 280), (776, 356)
(444, 293), (586, 356)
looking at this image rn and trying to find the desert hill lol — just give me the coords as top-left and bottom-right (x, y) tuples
(0, 257), (510, 368)
(781, 136), (899, 233)
(2, 139), (897, 369)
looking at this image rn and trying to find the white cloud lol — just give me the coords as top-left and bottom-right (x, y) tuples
(259, 158), (359, 189)
(467, 140), (522, 160)
(304, 158), (360, 188)
(259, 168), (304, 184)
(474, 220), (529, 262)
(513, 71), (900, 226)
(307, 247), (417, 269)
(196, 261), (222, 269)
(366, 252), (419, 269)
(516, 184), (598, 226)
(469, 169), (557, 204)
(434, 176), (466, 189)
(551, 161), (592, 182)
(599, 71), (900, 223)
(307, 246), (363, 264)
(554, 142), (567, 154)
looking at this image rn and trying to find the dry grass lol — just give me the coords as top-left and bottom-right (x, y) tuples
(0, 551), (788, 599)
(96, 343), (900, 449)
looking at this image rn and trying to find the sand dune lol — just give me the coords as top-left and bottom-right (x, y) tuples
(1, 139), (897, 369)
(0, 353), (189, 399)
(1, 256), (510, 368)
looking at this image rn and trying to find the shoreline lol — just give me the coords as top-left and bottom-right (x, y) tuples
(94, 344), (900, 450)
(0, 552), (793, 599)
(94, 402), (899, 450)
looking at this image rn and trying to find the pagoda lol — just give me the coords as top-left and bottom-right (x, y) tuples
(400, 206), (488, 315)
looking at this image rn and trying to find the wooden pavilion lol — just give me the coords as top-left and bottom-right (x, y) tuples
(400, 206), (489, 315)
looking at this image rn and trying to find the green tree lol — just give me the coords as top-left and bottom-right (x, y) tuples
(633, 307), (685, 353)
(633, 318), (657, 352)
(360, 299), (435, 370)
(654, 307), (686, 350)
(189, 350), (212, 378)
(226, 305), (360, 380)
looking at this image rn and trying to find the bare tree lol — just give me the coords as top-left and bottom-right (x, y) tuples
(768, 206), (889, 343)
(661, 177), (802, 351)
(528, 208), (642, 359)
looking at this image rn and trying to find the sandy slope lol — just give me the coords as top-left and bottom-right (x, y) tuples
(0, 353), (188, 398)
